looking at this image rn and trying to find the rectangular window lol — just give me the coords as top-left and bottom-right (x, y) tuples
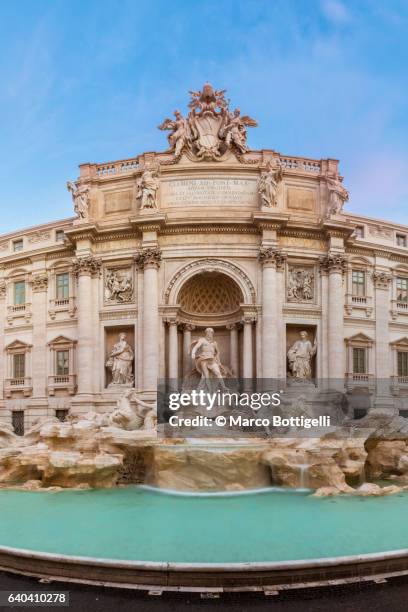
(397, 277), (408, 302)
(397, 234), (407, 247)
(13, 239), (23, 252)
(13, 353), (25, 379)
(12, 411), (24, 436)
(56, 273), (69, 300)
(398, 352), (408, 377)
(56, 409), (69, 422)
(56, 230), (65, 242)
(355, 226), (364, 238)
(14, 281), (25, 305)
(352, 270), (365, 296)
(56, 350), (69, 376)
(353, 348), (366, 374)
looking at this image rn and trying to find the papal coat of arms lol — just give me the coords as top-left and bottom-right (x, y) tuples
(158, 82), (257, 161)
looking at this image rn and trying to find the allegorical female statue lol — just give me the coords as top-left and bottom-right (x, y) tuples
(287, 331), (317, 380)
(106, 333), (134, 386)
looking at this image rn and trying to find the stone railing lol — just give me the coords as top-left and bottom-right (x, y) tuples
(48, 374), (77, 396)
(5, 377), (32, 398)
(352, 296), (367, 305)
(7, 303), (31, 324)
(345, 373), (375, 392)
(49, 297), (76, 320)
(279, 157), (321, 173)
(96, 159), (139, 177)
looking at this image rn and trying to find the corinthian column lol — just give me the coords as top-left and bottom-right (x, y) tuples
(167, 319), (179, 380)
(73, 255), (101, 395)
(321, 253), (346, 384)
(373, 271), (393, 403)
(182, 324), (194, 377)
(227, 323), (239, 377)
(136, 247), (161, 391)
(0, 281), (6, 402)
(31, 274), (48, 398)
(242, 315), (255, 381)
(258, 248), (286, 381)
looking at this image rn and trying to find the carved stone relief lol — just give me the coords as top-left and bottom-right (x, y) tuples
(287, 266), (315, 302)
(105, 268), (134, 303)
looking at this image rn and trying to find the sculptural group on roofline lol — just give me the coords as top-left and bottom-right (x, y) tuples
(158, 82), (257, 161)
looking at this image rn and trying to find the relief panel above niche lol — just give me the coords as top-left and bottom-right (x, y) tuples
(160, 176), (258, 208)
(286, 186), (316, 213)
(104, 189), (133, 214)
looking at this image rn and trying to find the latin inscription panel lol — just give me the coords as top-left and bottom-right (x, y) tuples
(161, 178), (258, 208)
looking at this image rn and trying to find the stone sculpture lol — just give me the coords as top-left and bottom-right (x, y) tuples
(191, 327), (228, 390)
(326, 176), (349, 216)
(287, 267), (314, 302)
(258, 162), (282, 207)
(105, 269), (133, 303)
(159, 83), (257, 160)
(136, 169), (159, 210)
(287, 331), (317, 380)
(106, 333), (134, 386)
(67, 181), (90, 219)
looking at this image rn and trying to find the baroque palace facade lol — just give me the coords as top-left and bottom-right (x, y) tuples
(1, 83), (408, 433)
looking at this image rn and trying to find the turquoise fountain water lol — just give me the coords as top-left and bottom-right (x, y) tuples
(1, 487), (408, 563)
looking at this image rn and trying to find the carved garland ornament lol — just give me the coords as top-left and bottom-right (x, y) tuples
(164, 259), (256, 304)
(0, 281), (6, 299)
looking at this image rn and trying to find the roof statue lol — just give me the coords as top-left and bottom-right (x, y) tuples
(158, 82), (257, 161)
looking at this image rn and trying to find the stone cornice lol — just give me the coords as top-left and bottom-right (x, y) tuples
(252, 212), (290, 230)
(64, 224), (99, 245)
(130, 214), (167, 234)
(161, 224), (259, 235)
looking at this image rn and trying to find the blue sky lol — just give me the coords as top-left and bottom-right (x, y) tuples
(0, 0), (407, 233)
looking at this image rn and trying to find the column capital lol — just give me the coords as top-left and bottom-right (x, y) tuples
(258, 247), (286, 269)
(226, 323), (238, 331)
(241, 314), (257, 325)
(372, 270), (392, 290)
(72, 255), (102, 277)
(182, 323), (195, 331)
(135, 247), (162, 269)
(319, 252), (347, 274)
(164, 317), (180, 327)
(31, 273), (48, 293)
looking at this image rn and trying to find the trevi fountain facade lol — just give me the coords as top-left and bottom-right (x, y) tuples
(1, 83), (408, 498)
